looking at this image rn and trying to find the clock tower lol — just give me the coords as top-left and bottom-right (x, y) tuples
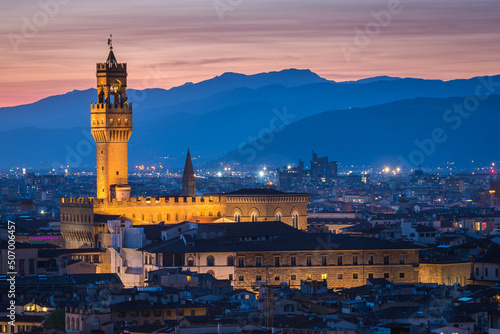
(90, 42), (132, 200)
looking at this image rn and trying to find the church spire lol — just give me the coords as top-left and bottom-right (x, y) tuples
(182, 149), (196, 197)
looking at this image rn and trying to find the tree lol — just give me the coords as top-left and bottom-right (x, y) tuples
(44, 308), (65, 331)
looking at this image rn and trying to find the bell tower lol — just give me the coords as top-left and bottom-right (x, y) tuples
(91, 39), (132, 200)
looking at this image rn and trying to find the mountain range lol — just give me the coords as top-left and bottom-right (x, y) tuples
(0, 69), (498, 169)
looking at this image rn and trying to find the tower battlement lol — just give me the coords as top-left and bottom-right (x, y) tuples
(97, 63), (126, 71)
(91, 102), (132, 111)
(60, 197), (95, 208)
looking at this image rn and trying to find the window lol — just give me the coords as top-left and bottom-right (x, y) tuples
(369, 255), (374, 265)
(384, 273), (389, 279)
(400, 255), (405, 264)
(19, 259), (25, 275)
(275, 213), (282, 221)
(338, 274), (343, 279)
(274, 256), (280, 267)
(256, 256), (262, 267)
(284, 304), (295, 312)
(234, 212), (241, 222)
(292, 212), (299, 228)
(368, 273), (373, 279)
(337, 256), (343, 266)
(154, 310), (161, 316)
(143, 310), (150, 317)
(206, 256), (215, 266)
(238, 257), (245, 268)
(187, 258), (194, 267)
(116, 171), (119, 175)
(275, 275), (280, 281)
(353, 255), (358, 265)
(353, 274), (358, 279)
(130, 311), (138, 317)
(291, 275), (296, 281)
(29, 259), (35, 275)
(117, 312), (125, 317)
(256, 275), (262, 282)
(167, 310), (171, 317)
(322, 256), (327, 266)
(496, 268), (499, 277)
(229, 274), (233, 281)
(476, 267), (479, 276)
(485, 268), (489, 276)
(384, 255), (390, 265)
(238, 276), (244, 281)
(227, 256), (234, 266)
(400, 273), (405, 278)
(251, 212), (258, 222)
(306, 256), (312, 266)
(290, 256), (296, 266)
(321, 273), (327, 280)
(306, 274), (312, 280)
(191, 310), (196, 316)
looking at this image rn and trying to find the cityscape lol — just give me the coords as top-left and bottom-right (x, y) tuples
(1, 1), (500, 334)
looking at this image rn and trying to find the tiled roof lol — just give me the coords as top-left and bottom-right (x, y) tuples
(141, 230), (421, 254)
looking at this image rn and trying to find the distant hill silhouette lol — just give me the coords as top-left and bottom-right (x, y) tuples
(222, 95), (500, 168)
(0, 69), (498, 168)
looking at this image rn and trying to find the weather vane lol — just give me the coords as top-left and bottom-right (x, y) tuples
(107, 34), (112, 49)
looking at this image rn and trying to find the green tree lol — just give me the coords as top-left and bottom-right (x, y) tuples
(43, 308), (65, 331)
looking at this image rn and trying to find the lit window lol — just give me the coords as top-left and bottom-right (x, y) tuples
(321, 274), (327, 280)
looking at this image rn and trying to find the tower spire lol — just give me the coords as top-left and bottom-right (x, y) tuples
(182, 149), (196, 197)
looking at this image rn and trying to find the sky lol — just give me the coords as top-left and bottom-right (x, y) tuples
(1, 0), (499, 107)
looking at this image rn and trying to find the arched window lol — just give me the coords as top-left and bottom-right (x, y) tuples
(207, 256), (215, 266)
(71, 318), (75, 330)
(207, 270), (215, 277)
(227, 256), (234, 266)
(67, 317), (70, 330)
(76, 318), (80, 330)
(292, 212), (299, 228)
(234, 212), (241, 222)
(275, 212), (282, 221)
(251, 212), (258, 222)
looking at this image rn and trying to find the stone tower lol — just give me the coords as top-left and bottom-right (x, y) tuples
(91, 45), (132, 200)
(182, 149), (196, 197)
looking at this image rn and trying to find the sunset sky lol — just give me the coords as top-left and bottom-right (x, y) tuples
(1, 0), (499, 107)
